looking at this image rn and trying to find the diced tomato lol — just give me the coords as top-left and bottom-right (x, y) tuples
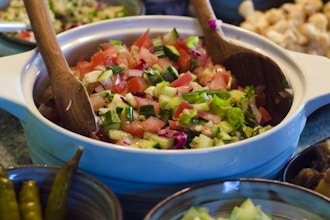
(127, 76), (150, 93)
(74, 60), (93, 77)
(172, 100), (193, 119)
(177, 48), (191, 72)
(134, 96), (160, 115)
(122, 120), (144, 137)
(176, 85), (193, 94)
(91, 47), (117, 67)
(125, 69), (144, 77)
(132, 29), (152, 49)
(207, 72), (227, 90)
(90, 95), (107, 112)
(156, 57), (173, 69)
(170, 71), (193, 87)
(222, 71), (231, 85)
(18, 30), (31, 41)
(258, 106), (272, 125)
(141, 117), (166, 133)
(168, 120), (183, 130)
(197, 110), (222, 123)
(139, 47), (158, 66)
(100, 42), (113, 50)
(174, 37), (189, 50)
(112, 74), (129, 95)
(116, 48), (136, 68)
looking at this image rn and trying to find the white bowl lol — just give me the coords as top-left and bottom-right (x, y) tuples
(1, 15), (330, 217)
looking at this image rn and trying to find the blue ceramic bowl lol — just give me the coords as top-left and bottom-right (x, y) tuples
(210, 0), (291, 24)
(7, 164), (123, 220)
(144, 178), (330, 219)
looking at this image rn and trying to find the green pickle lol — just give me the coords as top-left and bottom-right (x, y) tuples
(44, 146), (84, 220)
(0, 164), (20, 220)
(19, 180), (43, 220)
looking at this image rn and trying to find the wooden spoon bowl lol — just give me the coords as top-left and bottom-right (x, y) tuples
(191, 0), (292, 126)
(23, 0), (96, 136)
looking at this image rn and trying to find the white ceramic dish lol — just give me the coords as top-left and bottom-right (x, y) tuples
(1, 15), (330, 217)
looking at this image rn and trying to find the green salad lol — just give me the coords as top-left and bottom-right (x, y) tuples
(38, 28), (292, 149)
(181, 198), (272, 220)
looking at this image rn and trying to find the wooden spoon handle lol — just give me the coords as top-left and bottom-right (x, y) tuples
(24, 0), (70, 79)
(23, 0), (97, 136)
(191, 0), (225, 36)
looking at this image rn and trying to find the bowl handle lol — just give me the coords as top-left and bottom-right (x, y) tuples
(288, 51), (330, 116)
(0, 50), (35, 121)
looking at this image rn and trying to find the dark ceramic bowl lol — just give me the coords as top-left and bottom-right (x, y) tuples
(7, 164), (122, 220)
(144, 178), (330, 219)
(281, 138), (330, 187)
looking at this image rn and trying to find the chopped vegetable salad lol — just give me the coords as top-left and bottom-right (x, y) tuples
(39, 28), (277, 149)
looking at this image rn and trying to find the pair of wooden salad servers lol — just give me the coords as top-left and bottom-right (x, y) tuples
(23, 0), (96, 136)
(191, 0), (291, 125)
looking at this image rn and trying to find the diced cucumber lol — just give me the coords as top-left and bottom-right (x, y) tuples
(161, 65), (179, 82)
(242, 125), (254, 138)
(144, 132), (174, 149)
(186, 36), (199, 49)
(100, 109), (121, 129)
(218, 121), (235, 133)
(109, 39), (122, 46)
(97, 69), (113, 82)
(120, 106), (134, 121)
(84, 70), (103, 83)
(158, 94), (172, 109)
(164, 45), (180, 61)
(229, 198), (272, 220)
(111, 93), (130, 108)
(145, 69), (163, 85)
(131, 138), (160, 149)
(192, 102), (209, 111)
(125, 92), (137, 108)
(152, 37), (165, 58)
(161, 86), (177, 97)
(189, 134), (214, 148)
(140, 105), (156, 117)
(108, 65), (125, 74)
(144, 86), (156, 97)
(109, 129), (132, 140)
(153, 81), (170, 98)
(218, 131), (232, 141)
(163, 28), (179, 45)
(166, 96), (183, 110)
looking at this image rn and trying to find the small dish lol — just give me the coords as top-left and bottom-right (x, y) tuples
(144, 178), (330, 219)
(281, 138), (330, 196)
(7, 164), (123, 220)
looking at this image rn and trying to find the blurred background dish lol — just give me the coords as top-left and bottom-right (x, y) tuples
(144, 178), (330, 219)
(209, 0), (291, 24)
(0, 0), (145, 55)
(281, 138), (330, 198)
(143, 0), (190, 15)
(7, 164), (123, 220)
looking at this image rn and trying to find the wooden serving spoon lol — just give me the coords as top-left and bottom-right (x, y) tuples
(191, 0), (292, 126)
(23, 0), (96, 136)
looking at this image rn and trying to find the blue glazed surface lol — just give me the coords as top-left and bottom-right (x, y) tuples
(145, 179), (330, 219)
